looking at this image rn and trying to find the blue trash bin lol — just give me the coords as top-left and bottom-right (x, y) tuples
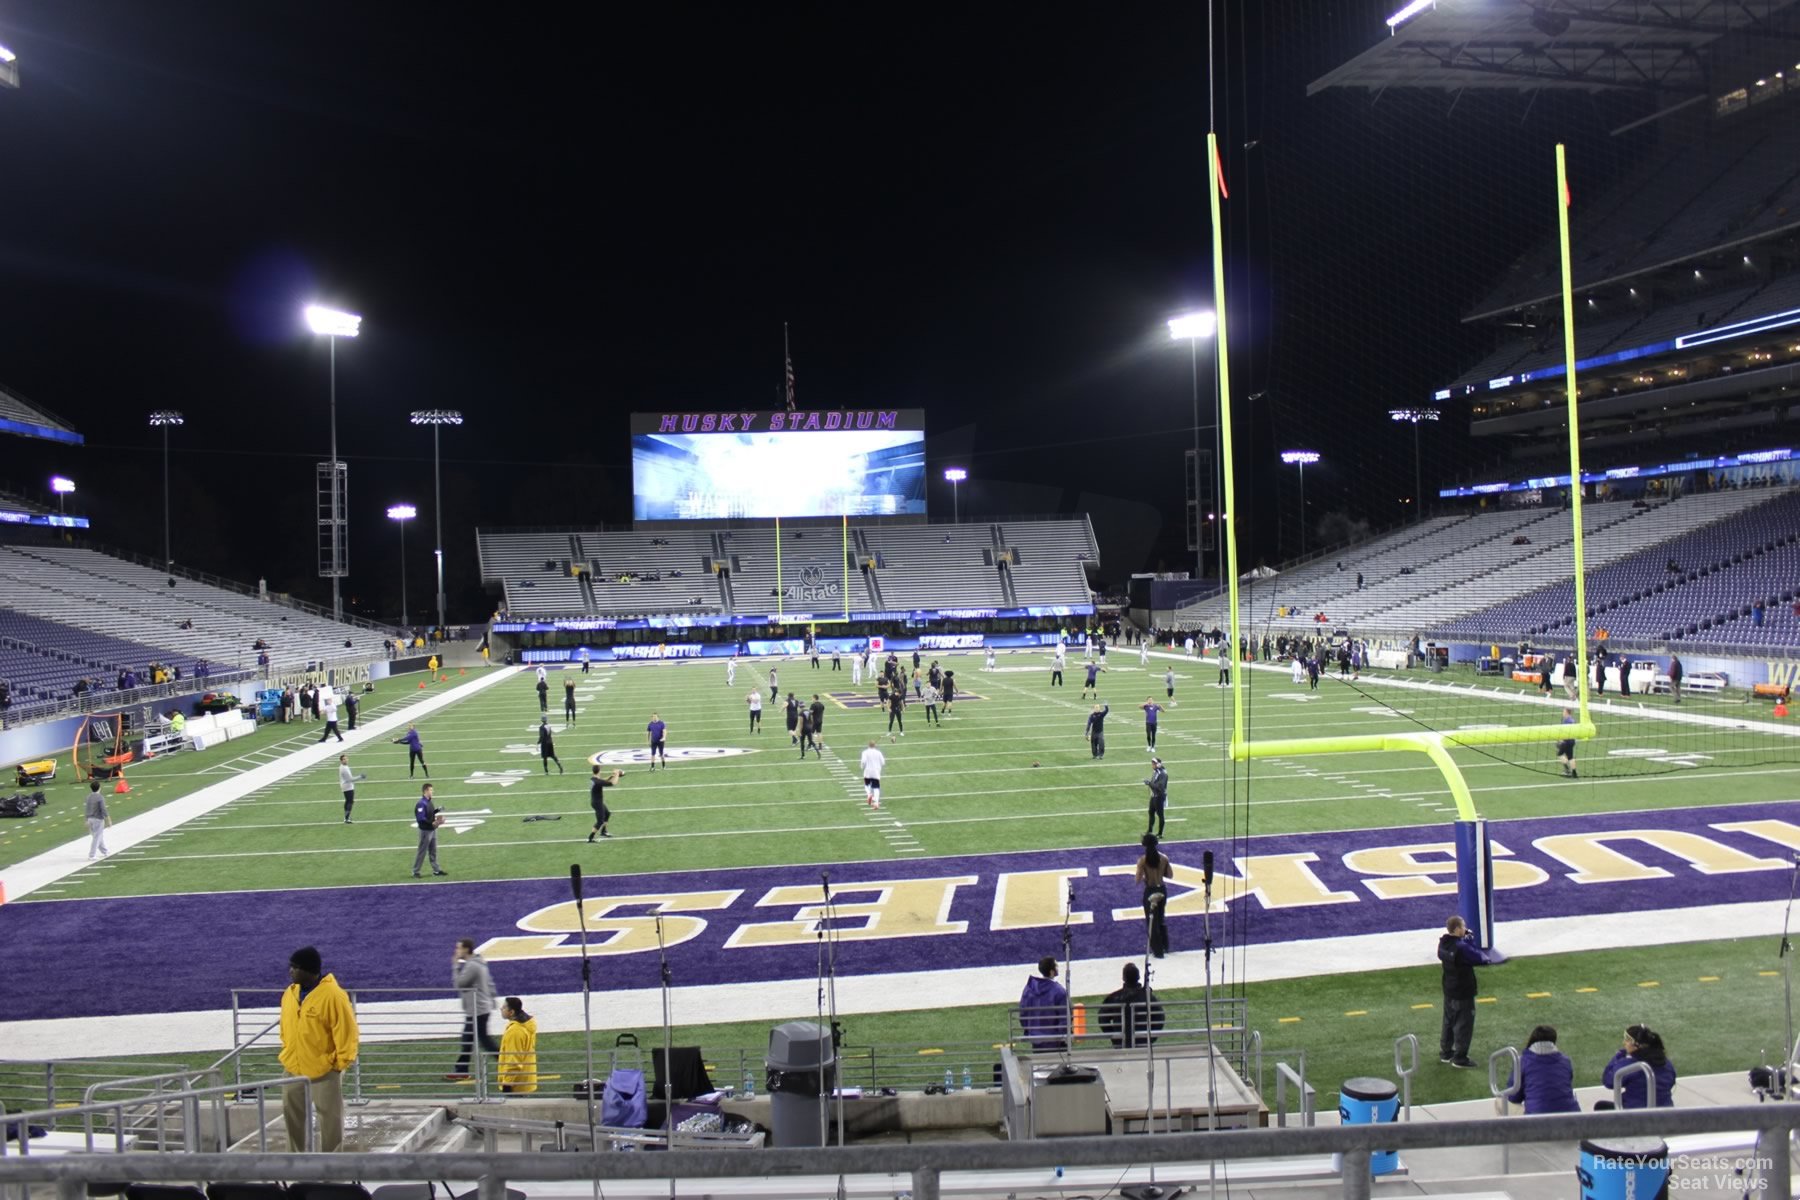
(1337, 1076), (1401, 1176)
(1578, 1137), (1669, 1200)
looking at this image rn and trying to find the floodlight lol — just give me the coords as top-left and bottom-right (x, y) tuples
(387, 504), (417, 520)
(1167, 312), (1217, 340)
(50, 476), (75, 494)
(943, 467), (968, 482)
(410, 409), (464, 426)
(1280, 450), (1320, 465)
(304, 304), (362, 338)
(1385, 0), (1434, 30)
(148, 409), (185, 427)
(0, 44), (15, 62)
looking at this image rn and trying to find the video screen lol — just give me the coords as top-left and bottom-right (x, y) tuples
(631, 410), (927, 520)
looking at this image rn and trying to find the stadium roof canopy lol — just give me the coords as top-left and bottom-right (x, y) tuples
(0, 381), (83, 445)
(1309, 0), (1800, 97)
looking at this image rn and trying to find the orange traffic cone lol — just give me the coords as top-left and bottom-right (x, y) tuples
(0, 881), (8, 904)
(418, 680), (427, 689)
(459, 668), (466, 676)
(440, 674), (449, 683)
(114, 774), (130, 795)
(1777, 700), (1789, 719)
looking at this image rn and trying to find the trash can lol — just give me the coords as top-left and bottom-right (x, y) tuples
(1578, 1137), (1670, 1200)
(1337, 1077), (1401, 1177)
(766, 1021), (835, 1148)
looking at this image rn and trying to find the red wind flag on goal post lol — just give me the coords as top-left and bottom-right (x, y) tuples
(1214, 140), (1229, 199)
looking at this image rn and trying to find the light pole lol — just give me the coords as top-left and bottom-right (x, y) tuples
(148, 410), (184, 568)
(1281, 451), (1320, 557)
(1168, 311), (1219, 582)
(943, 467), (967, 523)
(304, 304), (361, 622)
(49, 475), (74, 514)
(387, 504), (417, 627)
(410, 409), (463, 635)
(1389, 408), (1441, 523)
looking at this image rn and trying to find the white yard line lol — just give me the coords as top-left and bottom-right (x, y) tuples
(0, 669), (518, 901)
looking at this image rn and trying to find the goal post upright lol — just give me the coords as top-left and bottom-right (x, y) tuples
(1557, 143), (1597, 739)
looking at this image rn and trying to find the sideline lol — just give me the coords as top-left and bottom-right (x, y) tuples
(0, 667), (519, 901)
(5, 896), (1784, 1058)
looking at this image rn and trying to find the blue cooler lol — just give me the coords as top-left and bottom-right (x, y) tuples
(1337, 1077), (1401, 1176)
(1578, 1137), (1669, 1200)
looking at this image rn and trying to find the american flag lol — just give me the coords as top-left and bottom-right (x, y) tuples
(784, 325), (796, 412)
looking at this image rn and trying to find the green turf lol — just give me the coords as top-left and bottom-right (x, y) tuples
(28, 651), (1798, 900)
(0, 677), (482, 874)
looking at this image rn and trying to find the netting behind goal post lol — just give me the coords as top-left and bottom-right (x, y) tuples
(1211, 138), (1597, 949)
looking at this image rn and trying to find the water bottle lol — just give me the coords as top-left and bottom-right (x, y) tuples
(944, 1067), (954, 1092)
(1055, 1167), (1064, 1180)
(962, 1065), (973, 1092)
(743, 1069), (755, 1100)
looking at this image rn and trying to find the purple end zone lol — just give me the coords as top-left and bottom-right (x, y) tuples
(4, 800), (1799, 1022)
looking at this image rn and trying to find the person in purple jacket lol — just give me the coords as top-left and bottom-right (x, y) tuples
(1502, 1025), (1579, 1114)
(1438, 915), (1501, 1068)
(645, 713), (668, 770)
(1598, 1024), (1676, 1110)
(393, 724), (429, 778)
(1018, 957), (1070, 1052)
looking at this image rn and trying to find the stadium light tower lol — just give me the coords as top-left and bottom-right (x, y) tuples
(1281, 450), (1320, 557)
(148, 410), (185, 569)
(49, 475), (74, 514)
(387, 504), (417, 627)
(1168, 311), (1219, 582)
(1389, 407), (1441, 524)
(305, 304), (361, 622)
(943, 467), (967, 523)
(410, 409), (463, 635)
(0, 43), (19, 90)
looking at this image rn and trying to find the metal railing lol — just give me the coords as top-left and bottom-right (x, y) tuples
(5, 1105), (1795, 1200)
(0, 1059), (193, 1123)
(231, 988), (484, 1102)
(455, 1112), (764, 1154)
(0, 669), (257, 730)
(0, 1073), (308, 1160)
(1394, 1034), (1419, 1120)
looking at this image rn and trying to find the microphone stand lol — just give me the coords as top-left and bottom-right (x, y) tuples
(1061, 878), (1075, 1063)
(823, 872), (846, 1200)
(1202, 852), (1221, 1199)
(654, 914), (675, 1200)
(569, 865), (598, 1156)
(1121, 894), (1176, 1200)
(1779, 857), (1799, 1099)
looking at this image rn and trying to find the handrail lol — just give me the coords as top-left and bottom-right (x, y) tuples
(1, 1074), (309, 1157)
(1488, 1046), (1520, 1114)
(1613, 1058), (1658, 1110)
(1392, 1034), (1418, 1121)
(1, 1105), (1797, 1200)
(1273, 1058), (1314, 1128)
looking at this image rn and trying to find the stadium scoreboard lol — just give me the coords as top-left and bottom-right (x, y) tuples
(631, 408), (927, 521)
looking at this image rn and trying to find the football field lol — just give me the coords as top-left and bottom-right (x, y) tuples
(16, 649), (1799, 902)
(7, 649), (1800, 1103)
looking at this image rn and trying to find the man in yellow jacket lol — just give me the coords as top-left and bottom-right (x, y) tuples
(498, 997), (538, 1094)
(279, 946), (359, 1150)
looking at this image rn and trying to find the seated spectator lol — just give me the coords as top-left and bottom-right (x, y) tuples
(1597, 1024), (1675, 1110)
(1666, 558), (1680, 573)
(1019, 957), (1070, 1052)
(0, 681), (10, 710)
(1502, 1025), (1579, 1114)
(253, 638), (269, 651)
(1099, 962), (1162, 1049)
(73, 678), (89, 696)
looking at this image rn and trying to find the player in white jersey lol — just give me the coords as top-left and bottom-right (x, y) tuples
(860, 740), (886, 808)
(1139, 640), (1149, 666)
(727, 657), (737, 687)
(852, 654), (863, 685)
(985, 646), (997, 670)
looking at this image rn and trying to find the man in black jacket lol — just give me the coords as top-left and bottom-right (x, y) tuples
(1438, 915), (1499, 1068)
(1099, 962), (1162, 1049)
(1085, 704), (1109, 759)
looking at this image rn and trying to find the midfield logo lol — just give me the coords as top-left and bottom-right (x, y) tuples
(587, 747), (757, 766)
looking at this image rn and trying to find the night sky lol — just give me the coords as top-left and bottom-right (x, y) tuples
(0, 1), (1651, 622)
